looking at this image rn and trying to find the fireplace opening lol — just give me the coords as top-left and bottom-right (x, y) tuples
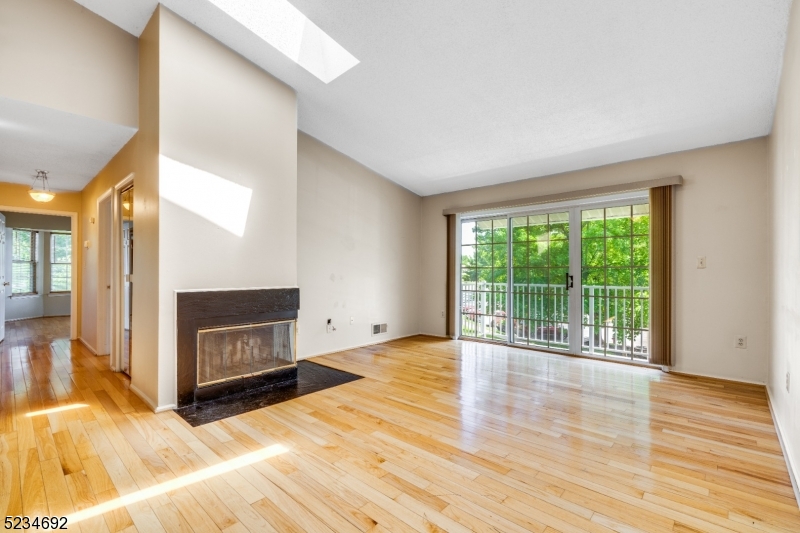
(197, 320), (296, 387)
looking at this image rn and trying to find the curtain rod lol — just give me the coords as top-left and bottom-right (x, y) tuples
(442, 175), (683, 216)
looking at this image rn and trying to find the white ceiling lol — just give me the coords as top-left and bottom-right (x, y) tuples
(74, 0), (792, 196)
(0, 97), (136, 192)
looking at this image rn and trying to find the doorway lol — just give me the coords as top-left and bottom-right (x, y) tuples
(97, 174), (134, 374)
(458, 195), (651, 362)
(121, 185), (133, 375)
(0, 208), (78, 344)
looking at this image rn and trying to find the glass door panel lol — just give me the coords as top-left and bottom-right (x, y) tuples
(580, 203), (650, 360)
(460, 217), (507, 341)
(459, 199), (649, 363)
(510, 212), (570, 350)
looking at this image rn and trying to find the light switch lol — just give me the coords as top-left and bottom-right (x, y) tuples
(697, 256), (706, 269)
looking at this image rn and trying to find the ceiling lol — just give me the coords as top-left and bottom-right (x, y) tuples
(74, 0), (792, 196)
(0, 97), (136, 192)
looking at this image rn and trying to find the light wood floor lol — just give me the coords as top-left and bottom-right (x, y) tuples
(1, 317), (799, 532)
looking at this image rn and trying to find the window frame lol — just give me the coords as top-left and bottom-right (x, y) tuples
(49, 232), (72, 294)
(11, 229), (38, 296)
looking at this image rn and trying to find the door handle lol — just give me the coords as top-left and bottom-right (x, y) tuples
(565, 273), (574, 290)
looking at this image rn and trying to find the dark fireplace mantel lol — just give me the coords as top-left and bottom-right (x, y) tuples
(176, 288), (300, 407)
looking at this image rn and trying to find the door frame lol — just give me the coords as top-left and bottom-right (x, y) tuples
(0, 204), (79, 340)
(455, 191), (649, 361)
(99, 173), (134, 372)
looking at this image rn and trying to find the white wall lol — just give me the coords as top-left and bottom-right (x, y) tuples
(156, 8), (297, 408)
(420, 138), (771, 384)
(769, 0), (800, 495)
(297, 133), (421, 358)
(0, 0), (138, 127)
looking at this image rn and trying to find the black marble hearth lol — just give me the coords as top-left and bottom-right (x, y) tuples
(176, 288), (300, 408)
(173, 360), (363, 426)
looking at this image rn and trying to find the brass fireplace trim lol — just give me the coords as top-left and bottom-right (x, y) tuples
(196, 319), (297, 388)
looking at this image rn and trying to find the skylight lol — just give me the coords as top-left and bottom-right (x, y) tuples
(208, 0), (359, 83)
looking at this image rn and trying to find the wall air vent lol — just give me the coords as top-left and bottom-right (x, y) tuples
(371, 323), (388, 336)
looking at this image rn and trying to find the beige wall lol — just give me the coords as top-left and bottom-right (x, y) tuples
(297, 133), (421, 358)
(769, 0), (800, 494)
(79, 136), (138, 355)
(1, 212), (71, 231)
(0, 0), (138, 127)
(156, 8), (297, 408)
(78, 7), (160, 407)
(420, 138), (772, 384)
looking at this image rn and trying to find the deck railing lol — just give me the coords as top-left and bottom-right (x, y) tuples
(460, 282), (649, 357)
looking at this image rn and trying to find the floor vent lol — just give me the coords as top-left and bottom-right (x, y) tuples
(372, 323), (388, 336)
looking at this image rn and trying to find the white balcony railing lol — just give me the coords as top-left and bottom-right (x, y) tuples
(460, 282), (649, 358)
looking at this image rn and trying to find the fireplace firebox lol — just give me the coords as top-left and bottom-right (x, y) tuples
(197, 320), (296, 387)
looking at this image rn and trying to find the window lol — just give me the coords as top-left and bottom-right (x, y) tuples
(511, 212), (570, 350)
(460, 218), (508, 340)
(581, 204), (650, 360)
(12, 229), (37, 295)
(50, 233), (72, 292)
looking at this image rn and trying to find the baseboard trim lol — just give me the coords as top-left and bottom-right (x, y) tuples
(766, 387), (800, 509)
(5, 314), (71, 322)
(155, 403), (177, 413)
(299, 333), (420, 360)
(78, 337), (98, 355)
(129, 383), (161, 413)
(669, 370), (765, 387)
(418, 332), (449, 339)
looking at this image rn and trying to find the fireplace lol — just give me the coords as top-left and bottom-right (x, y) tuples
(176, 288), (300, 407)
(197, 320), (296, 387)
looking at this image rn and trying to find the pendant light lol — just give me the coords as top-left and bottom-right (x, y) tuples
(29, 170), (55, 203)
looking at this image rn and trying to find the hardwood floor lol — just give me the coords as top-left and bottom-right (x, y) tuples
(1, 316), (799, 532)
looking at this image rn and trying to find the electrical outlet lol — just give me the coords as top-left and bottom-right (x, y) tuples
(441, 310), (445, 318)
(734, 336), (747, 349)
(326, 319), (336, 333)
(697, 256), (707, 269)
(787, 372), (791, 393)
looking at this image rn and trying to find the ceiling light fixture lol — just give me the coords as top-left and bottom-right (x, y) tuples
(123, 201), (131, 211)
(208, 0), (359, 83)
(29, 170), (55, 203)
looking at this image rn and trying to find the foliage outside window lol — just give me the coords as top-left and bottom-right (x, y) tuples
(510, 212), (571, 350)
(460, 218), (508, 341)
(581, 204), (650, 359)
(51, 233), (72, 292)
(12, 229), (37, 295)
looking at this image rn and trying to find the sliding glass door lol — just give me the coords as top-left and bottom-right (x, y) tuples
(459, 198), (651, 362)
(510, 212), (572, 350)
(580, 204), (650, 360)
(460, 218), (508, 341)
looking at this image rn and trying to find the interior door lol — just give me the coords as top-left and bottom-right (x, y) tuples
(0, 212), (6, 343)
